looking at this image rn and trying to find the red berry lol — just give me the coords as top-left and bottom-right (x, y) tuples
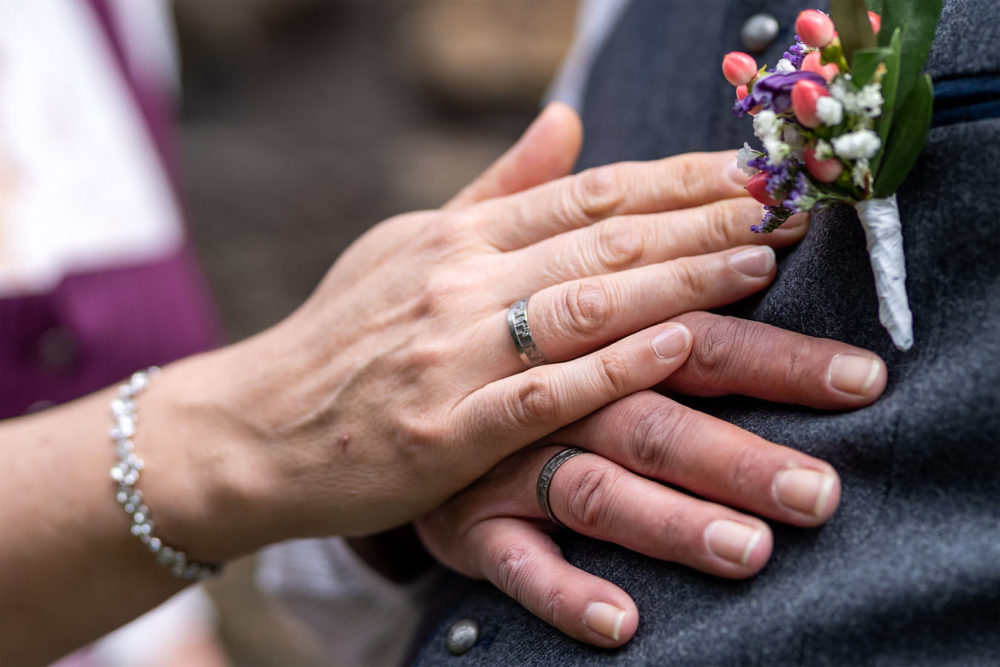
(747, 172), (781, 207)
(801, 51), (840, 82)
(804, 147), (843, 183)
(791, 80), (829, 128)
(868, 10), (881, 34)
(796, 10), (835, 48)
(736, 84), (749, 100)
(722, 52), (758, 86)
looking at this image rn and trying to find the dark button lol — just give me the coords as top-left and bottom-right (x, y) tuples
(446, 618), (479, 656)
(741, 14), (780, 53)
(35, 326), (78, 371)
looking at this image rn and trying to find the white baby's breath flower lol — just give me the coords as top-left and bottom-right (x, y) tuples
(858, 84), (884, 118)
(782, 124), (805, 151)
(736, 143), (760, 175)
(814, 139), (834, 160)
(764, 136), (790, 164)
(781, 124), (805, 160)
(816, 96), (844, 126)
(775, 58), (796, 73)
(753, 110), (779, 140)
(832, 130), (881, 160)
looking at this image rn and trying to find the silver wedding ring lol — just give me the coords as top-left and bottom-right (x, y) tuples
(507, 297), (547, 367)
(536, 447), (587, 527)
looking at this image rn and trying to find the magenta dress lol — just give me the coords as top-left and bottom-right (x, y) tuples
(0, 0), (220, 419)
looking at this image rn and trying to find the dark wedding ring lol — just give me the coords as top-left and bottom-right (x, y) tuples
(536, 447), (587, 527)
(507, 297), (547, 367)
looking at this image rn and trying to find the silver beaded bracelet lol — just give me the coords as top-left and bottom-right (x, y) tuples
(110, 367), (222, 581)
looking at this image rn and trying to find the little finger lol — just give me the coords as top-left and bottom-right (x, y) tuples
(664, 312), (888, 408)
(468, 517), (639, 647)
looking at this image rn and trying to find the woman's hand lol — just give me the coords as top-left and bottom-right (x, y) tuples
(416, 312), (887, 647)
(142, 104), (810, 561)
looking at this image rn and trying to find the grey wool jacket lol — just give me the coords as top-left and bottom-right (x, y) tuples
(414, 0), (1000, 665)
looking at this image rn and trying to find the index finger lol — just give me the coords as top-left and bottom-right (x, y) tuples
(472, 151), (751, 251)
(662, 312), (888, 409)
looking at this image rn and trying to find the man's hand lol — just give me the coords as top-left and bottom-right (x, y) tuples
(416, 312), (886, 648)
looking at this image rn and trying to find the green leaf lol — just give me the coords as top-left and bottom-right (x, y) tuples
(851, 47), (891, 87)
(831, 0), (876, 69)
(870, 29), (901, 175)
(873, 75), (933, 198)
(878, 0), (942, 118)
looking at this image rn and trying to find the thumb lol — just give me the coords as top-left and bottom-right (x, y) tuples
(445, 102), (583, 209)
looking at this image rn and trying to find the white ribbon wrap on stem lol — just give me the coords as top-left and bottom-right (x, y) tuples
(855, 195), (913, 351)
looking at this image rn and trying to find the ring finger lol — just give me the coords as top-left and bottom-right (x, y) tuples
(489, 244), (777, 373)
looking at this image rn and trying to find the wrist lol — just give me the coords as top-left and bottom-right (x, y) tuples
(133, 349), (283, 563)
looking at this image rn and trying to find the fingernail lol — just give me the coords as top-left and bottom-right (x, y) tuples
(773, 467), (837, 518)
(728, 163), (751, 186)
(779, 212), (809, 230)
(652, 324), (691, 359)
(828, 354), (882, 395)
(705, 520), (763, 566)
(727, 246), (775, 277)
(585, 602), (626, 641)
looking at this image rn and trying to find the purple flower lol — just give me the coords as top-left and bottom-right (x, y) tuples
(781, 172), (811, 211)
(734, 70), (826, 116)
(765, 161), (795, 198)
(751, 206), (790, 233)
(782, 37), (808, 69)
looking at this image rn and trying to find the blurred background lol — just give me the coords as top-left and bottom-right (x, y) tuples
(102, 2), (578, 665)
(175, 0), (577, 342)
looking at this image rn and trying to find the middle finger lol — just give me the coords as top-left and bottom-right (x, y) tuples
(508, 199), (807, 289)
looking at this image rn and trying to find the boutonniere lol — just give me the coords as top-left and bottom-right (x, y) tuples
(722, 0), (942, 351)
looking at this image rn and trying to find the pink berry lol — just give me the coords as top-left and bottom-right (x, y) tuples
(801, 51), (839, 83)
(747, 172), (781, 207)
(804, 147), (843, 183)
(722, 52), (758, 87)
(736, 84), (749, 100)
(868, 10), (881, 34)
(796, 10), (835, 48)
(791, 80), (829, 128)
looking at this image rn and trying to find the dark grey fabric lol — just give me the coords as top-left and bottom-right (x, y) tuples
(414, 1), (1000, 664)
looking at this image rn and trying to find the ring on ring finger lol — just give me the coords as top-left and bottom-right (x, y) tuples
(508, 297), (548, 367)
(537, 447), (588, 526)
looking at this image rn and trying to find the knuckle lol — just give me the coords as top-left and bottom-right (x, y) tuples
(705, 202), (744, 249)
(627, 401), (687, 473)
(690, 315), (748, 376)
(782, 336), (816, 388)
(569, 165), (624, 222)
(671, 258), (710, 298)
(672, 153), (712, 202)
(593, 348), (632, 396)
(595, 221), (645, 270)
(724, 445), (766, 497)
(495, 545), (532, 603)
(420, 268), (474, 315)
(556, 279), (612, 340)
(539, 589), (569, 627)
(510, 377), (559, 428)
(563, 464), (622, 530)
